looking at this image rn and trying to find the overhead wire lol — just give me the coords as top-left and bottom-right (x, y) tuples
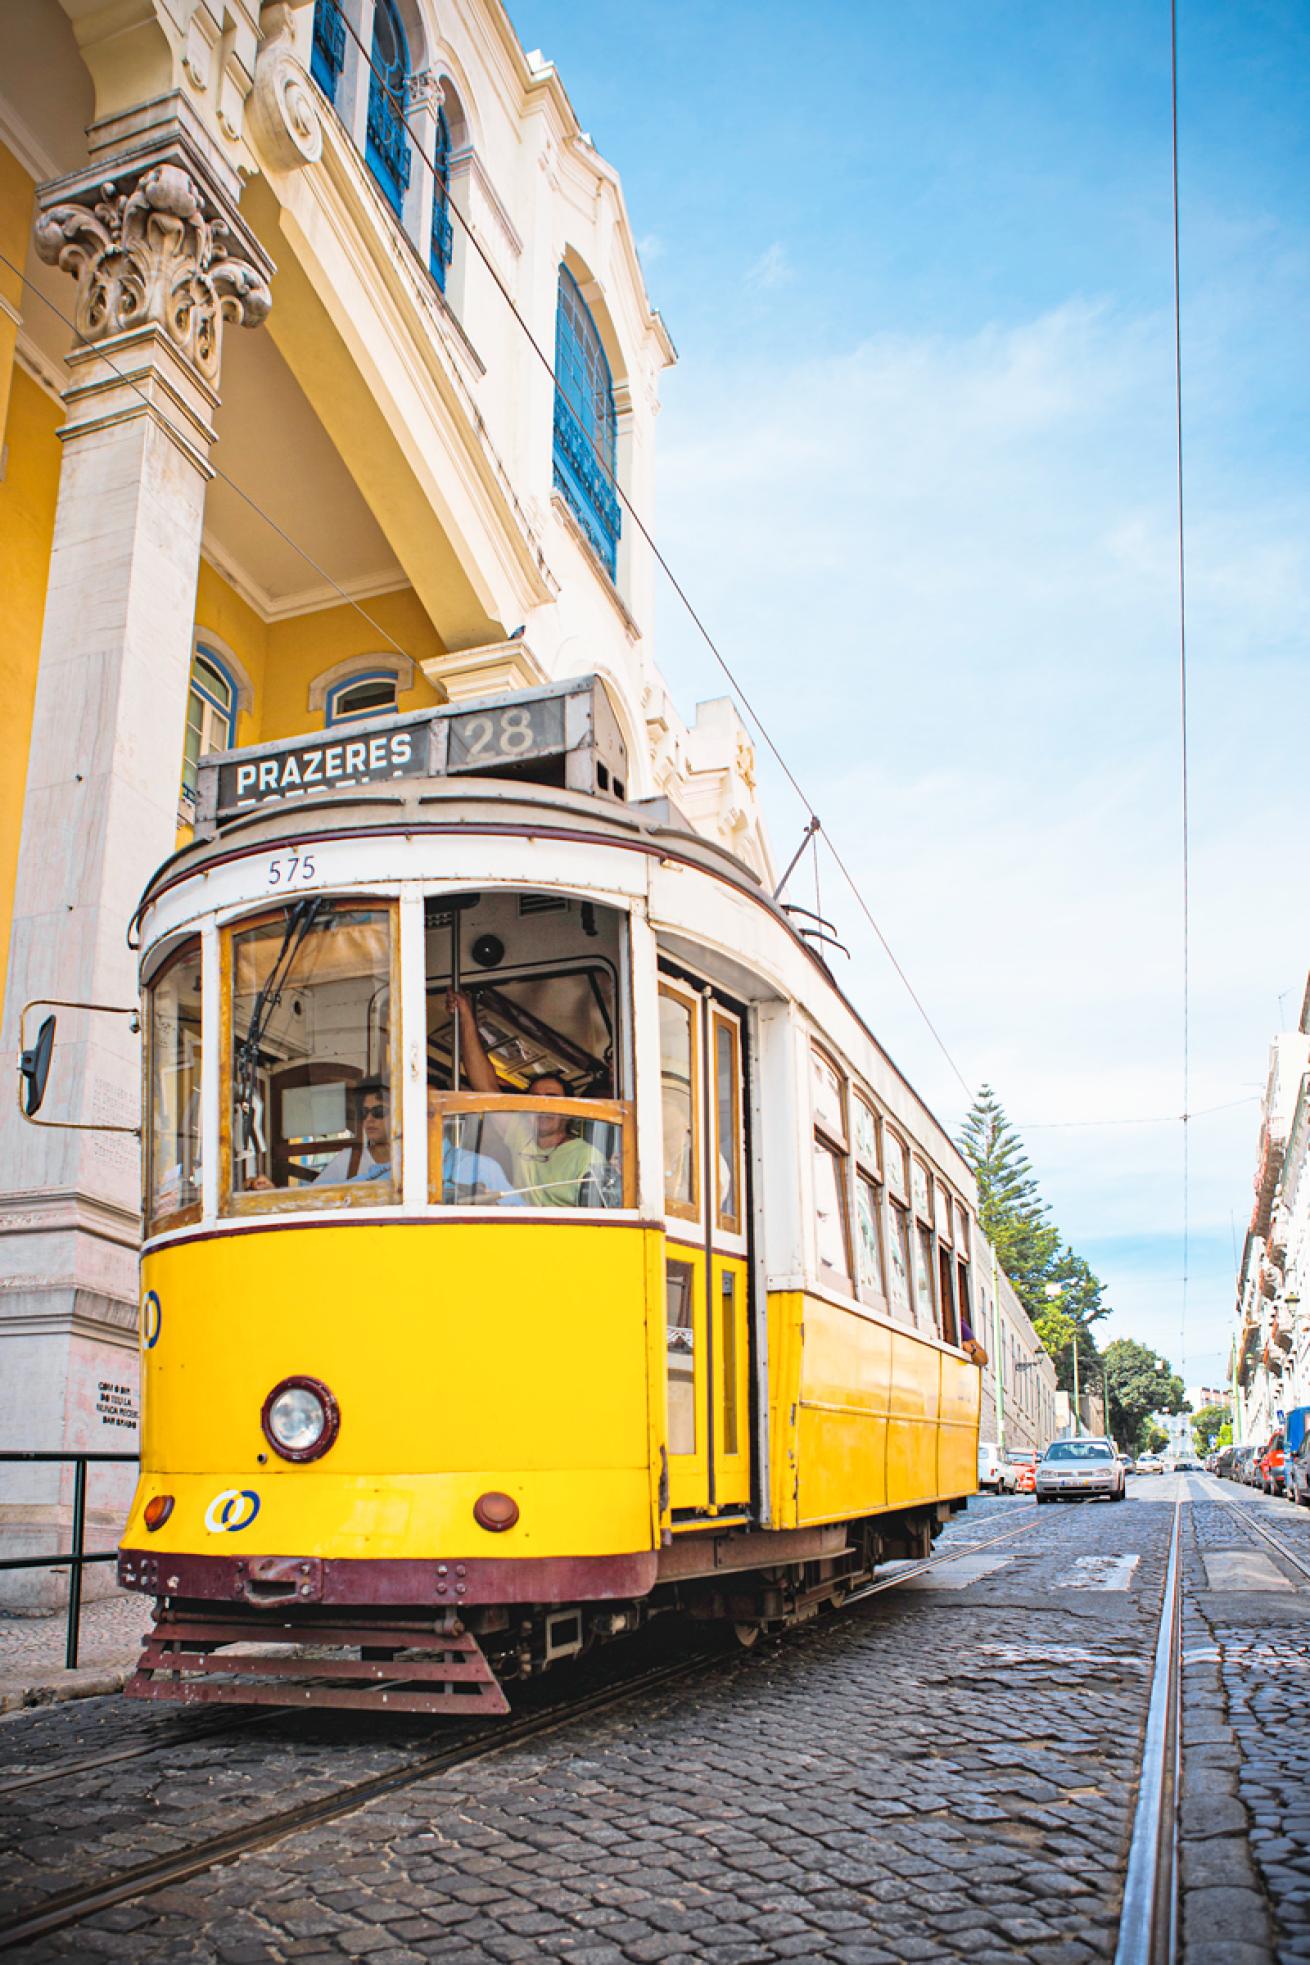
(1170, 0), (1192, 1376)
(333, 6), (977, 1101)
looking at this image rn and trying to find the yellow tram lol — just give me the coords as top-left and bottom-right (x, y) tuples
(100, 675), (980, 1712)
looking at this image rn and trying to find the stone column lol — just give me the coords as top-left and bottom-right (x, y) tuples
(0, 140), (272, 1607)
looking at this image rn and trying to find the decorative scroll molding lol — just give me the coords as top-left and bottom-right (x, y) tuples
(33, 161), (272, 386)
(248, 1), (324, 170)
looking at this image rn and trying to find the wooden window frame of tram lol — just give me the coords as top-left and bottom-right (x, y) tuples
(809, 1039), (855, 1294)
(849, 1089), (891, 1319)
(657, 974), (702, 1226)
(710, 1006), (744, 1239)
(425, 1089), (637, 1210)
(142, 932), (205, 1241)
(217, 896), (404, 1220)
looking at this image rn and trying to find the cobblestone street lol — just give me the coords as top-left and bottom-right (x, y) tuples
(4, 1479), (1304, 1962)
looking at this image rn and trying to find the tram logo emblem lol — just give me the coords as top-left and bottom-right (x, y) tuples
(141, 1291), (162, 1351)
(204, 1489), (262, 1533)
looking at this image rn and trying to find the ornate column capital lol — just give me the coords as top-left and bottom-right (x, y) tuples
(33, 142), (274, 389)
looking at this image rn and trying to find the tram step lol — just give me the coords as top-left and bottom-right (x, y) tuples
(125, 1609), (511, 1715)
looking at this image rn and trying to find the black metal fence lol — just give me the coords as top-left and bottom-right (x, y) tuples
(0, 1451), (139, 1669)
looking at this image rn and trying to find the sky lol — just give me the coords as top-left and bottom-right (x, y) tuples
(510, 0), (1310, 1388)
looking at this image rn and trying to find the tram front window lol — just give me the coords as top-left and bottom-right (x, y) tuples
(229, 902), (396, 1205)
(146, 940), (203, 1230)
(425, 892), (631, 1209)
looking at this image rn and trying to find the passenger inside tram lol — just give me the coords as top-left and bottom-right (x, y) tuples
(231, 901), (399, 1201)
(425, 890), (628, 1209)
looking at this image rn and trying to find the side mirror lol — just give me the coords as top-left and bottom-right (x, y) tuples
(17, 999), (141, 1132)
(19, 1014), (56, 1117)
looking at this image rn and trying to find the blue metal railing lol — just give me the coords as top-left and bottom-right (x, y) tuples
(0, 1451), (138, 1670)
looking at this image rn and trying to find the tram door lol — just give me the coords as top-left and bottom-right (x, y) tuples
(658, 971), (752, 1517)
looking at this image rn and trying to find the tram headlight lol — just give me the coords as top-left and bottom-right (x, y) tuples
(261, 1376), (340, 1462)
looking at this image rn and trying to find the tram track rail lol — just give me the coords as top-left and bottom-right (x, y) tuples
(0, 1505), (1040, 1951)
(1199, 1478), (1310, 1586)
(1113, 1494), (1183, 1965)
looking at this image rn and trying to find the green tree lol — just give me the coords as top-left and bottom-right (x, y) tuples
(958, 1087), (1060, 1322)
(1191, 1405), (1230, 1456)
(1144, 1423), (1170, 1456)
(1102, 1338), (1186, 1455)
(1033, 1302), (1076, 1361)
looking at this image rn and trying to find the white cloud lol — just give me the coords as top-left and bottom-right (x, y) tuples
(652, 298), (1310, 1384)
(744, 241), (793, 293)
(635, 232), (664, 266)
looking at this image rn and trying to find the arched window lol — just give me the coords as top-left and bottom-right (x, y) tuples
(553, 266), (621, 577)
(430, 104), (453, 291)
(310, 0), (345, 100)
(181, 649), (237, 806)
(366, 0), (412, 217)
(325, 671), (400, 726)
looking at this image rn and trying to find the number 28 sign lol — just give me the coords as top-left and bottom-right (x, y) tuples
(447, 697), (565, 772)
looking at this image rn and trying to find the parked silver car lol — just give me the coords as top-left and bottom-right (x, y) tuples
(1035, 1438), (1127, 1503)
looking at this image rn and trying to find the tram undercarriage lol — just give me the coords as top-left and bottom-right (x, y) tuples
(124, 1501), (967, 1716)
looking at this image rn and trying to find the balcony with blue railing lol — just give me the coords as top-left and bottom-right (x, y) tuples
(552, 394), (621, 578)
(367, 70), (412, 216)
(310, 0), (346, 100)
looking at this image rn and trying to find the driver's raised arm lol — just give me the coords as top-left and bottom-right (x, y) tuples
(447, 988), (499, 1094)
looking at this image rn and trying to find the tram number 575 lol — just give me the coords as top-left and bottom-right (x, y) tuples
(266, 851), (317, 887)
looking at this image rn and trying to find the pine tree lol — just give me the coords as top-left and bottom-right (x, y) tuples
(958, 1086), (1060, 1324)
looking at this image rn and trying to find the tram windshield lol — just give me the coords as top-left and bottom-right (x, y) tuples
(425, 891), (631, 1208)
(146, 940), (203, 1229)
(229, 901), (396, 1204)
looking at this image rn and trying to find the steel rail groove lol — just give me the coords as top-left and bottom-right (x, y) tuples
(0, 1507), (1039, 1949)
(1114, 1495), (1183, 1965)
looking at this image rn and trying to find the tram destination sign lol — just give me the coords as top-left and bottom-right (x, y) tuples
(202, 683), (600, 827)
(214, 727), (426, 814)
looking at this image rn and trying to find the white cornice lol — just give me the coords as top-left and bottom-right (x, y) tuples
(14, 331), (67, 405)
(200, 531), (411, 625)
(0, 94), (61, 183)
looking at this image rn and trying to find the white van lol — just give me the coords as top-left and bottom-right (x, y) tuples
(977, 1443), (1016, 1493)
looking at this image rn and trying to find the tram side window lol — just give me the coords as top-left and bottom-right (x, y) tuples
(659, 984), (699, 1218)
(426, 893), (632, 1210)
(853, 1096), (884, 1303)
(811, 1046), (851, 1285)
(229, 903), (396, 1204)
(147, 941), (203, 1228)
(887, 1199), (913, 1324)
(666, 1258), (697, 1454)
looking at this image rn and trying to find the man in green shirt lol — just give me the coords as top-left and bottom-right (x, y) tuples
(447, 990), (607, 1207)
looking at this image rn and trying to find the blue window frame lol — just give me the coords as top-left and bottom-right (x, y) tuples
(366, 0), (412, 217)
(430, 105), (453, 291)
(325, 670), (400, 726)
(310, 0), (346, 100)
(182, 648), (238, 805)
(553, 267), (621, 577)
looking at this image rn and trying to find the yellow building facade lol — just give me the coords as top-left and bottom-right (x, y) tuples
(0, 0), (771, 1600)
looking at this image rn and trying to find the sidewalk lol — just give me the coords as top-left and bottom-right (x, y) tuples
(0, 1589), (151, 1715)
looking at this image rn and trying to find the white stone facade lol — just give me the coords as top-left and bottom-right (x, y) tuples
(1231, 1008), (1310, 1448)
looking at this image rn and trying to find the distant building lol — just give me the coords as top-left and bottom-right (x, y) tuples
(1230, 990), (1310, 1446)
(976, 1265), (1060, 1454)
(1185, 1384), (1231, 1414)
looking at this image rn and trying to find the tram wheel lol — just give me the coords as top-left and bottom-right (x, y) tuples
(733, 1621), (762, 1649)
